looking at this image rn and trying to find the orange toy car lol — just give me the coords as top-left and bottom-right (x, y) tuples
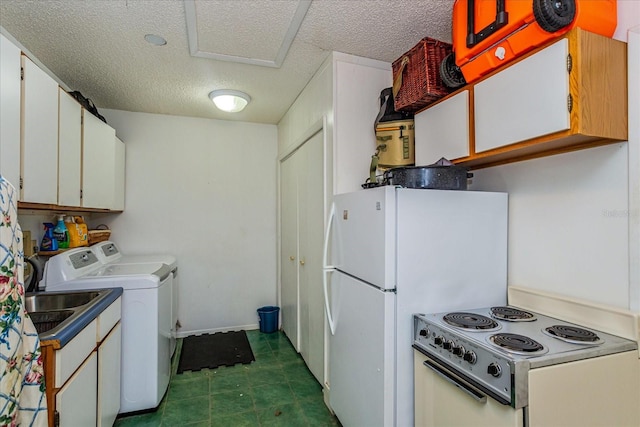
(440, 0), (617, 88)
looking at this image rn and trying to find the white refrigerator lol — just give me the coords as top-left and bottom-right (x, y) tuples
(323, 186), (508, 427)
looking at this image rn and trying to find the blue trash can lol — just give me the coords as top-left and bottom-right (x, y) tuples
(257, 306), (280, 333)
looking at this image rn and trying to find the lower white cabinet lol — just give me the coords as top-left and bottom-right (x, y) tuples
(98, 324), (121, 427)
(56, 352), (98, 427)
(44, 296), (121, 427)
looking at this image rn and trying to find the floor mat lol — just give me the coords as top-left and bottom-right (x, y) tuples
(177, 330), (255, 374)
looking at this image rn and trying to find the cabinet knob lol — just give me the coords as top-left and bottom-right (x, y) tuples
(299, 259), (305, 266)
(289, 256), (295, 261)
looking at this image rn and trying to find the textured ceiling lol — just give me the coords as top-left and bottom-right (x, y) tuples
(0, 0), (453, 125)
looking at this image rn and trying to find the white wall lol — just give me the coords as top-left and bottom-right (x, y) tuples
(471, 8), (640, 310)
(98, 109), (278, 335)
(471, 144), (630, 307)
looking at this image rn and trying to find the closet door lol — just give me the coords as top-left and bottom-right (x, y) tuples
(280, 150), (299, 350)
(297, 131), (324, 383)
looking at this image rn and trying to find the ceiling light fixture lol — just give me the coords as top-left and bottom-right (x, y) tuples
(144, 34), (167, 46)
(208, 90), (251, 113)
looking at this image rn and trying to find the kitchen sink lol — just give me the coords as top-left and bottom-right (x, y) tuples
(24, 291), (104, 312)
(25, 289), (114, 339)
(29, 310), (75, 334)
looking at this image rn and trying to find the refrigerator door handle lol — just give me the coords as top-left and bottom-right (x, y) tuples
(322, 202), (336, 270)
(323, 269), (336, 335)
(323, 202), (336, 335)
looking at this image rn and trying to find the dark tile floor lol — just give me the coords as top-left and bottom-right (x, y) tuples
(114, 330), (340, 426)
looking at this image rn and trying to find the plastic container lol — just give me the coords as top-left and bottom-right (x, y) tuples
(257, 306), (280, 334)
(40, 223), (58, 251)
(53, 215), (69, 249)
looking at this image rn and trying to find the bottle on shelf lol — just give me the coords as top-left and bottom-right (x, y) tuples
(40, 223), (58, 252)
(53, 215), (69, 249)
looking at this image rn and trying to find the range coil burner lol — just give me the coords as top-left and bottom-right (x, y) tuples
(489, 333), (546, 355)
(544, 325), (603, 345)
(442, 312), (499, 330)
(490, 306), (536, 322)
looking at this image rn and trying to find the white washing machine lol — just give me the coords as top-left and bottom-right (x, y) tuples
(42, 248), (172, 414)
(91, 241), (179, 355)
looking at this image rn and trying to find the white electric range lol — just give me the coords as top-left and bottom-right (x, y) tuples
(413, 286), (640, 426)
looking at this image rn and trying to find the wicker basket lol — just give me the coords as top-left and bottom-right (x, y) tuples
(392, 38), (453, 113)
(88, 226), (111, 245)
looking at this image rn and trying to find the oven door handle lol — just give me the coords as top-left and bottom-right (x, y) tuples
(423, 360), (487, 404)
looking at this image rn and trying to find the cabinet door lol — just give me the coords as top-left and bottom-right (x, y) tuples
(113, 137), (125, 210)
(415, 90), (470, 163)
(0, 34), (22, 189)
(82, 111), (116, 208)
(474, 38), (570, 153)
(56, 351), (98, 427)
(297, 131), (324, 383)
(58, 89), (82, 206)
(280, 150), (299, 350)
(21, 55), (59, 203)
(98, 323), (121, 427)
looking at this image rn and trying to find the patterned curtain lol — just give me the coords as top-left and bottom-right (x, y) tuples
(0, 176), (47, 426)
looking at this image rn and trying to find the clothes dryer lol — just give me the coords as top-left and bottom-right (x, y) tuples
(91, 241), (179, 355)
(42, 248), (172, 414)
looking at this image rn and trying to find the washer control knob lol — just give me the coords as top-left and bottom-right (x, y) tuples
(434, 336), (444, 346)
(463, 351), (477, 364)
(443, 341), (453, 351)
(488, 363), (502, 377)
(452, 345), (465, 357)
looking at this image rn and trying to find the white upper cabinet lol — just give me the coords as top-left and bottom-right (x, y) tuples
(473, 39), (570, 153)
(82, 110), (116, 209)
(113, 137), (125, 211)
(21, 55), (59, 203)
(414, 90), (470, 164)
(0, 34), (22, 189)
(58, 88), (82, 206)
(414, 29), (626, 169)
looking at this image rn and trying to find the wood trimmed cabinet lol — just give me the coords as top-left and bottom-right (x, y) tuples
(0, 34), (124, 213)
(414, 29), (627, 169)
(41, 297), (121, 427)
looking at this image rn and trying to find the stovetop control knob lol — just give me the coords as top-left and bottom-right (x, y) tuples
(463, 350), (477, 364)
(434, 336), (444, 346)
(452, 345), (465, 357)
(443, 341), (453, 351)
(419, 328), (428, 337)
(487, 363), (502, 377)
